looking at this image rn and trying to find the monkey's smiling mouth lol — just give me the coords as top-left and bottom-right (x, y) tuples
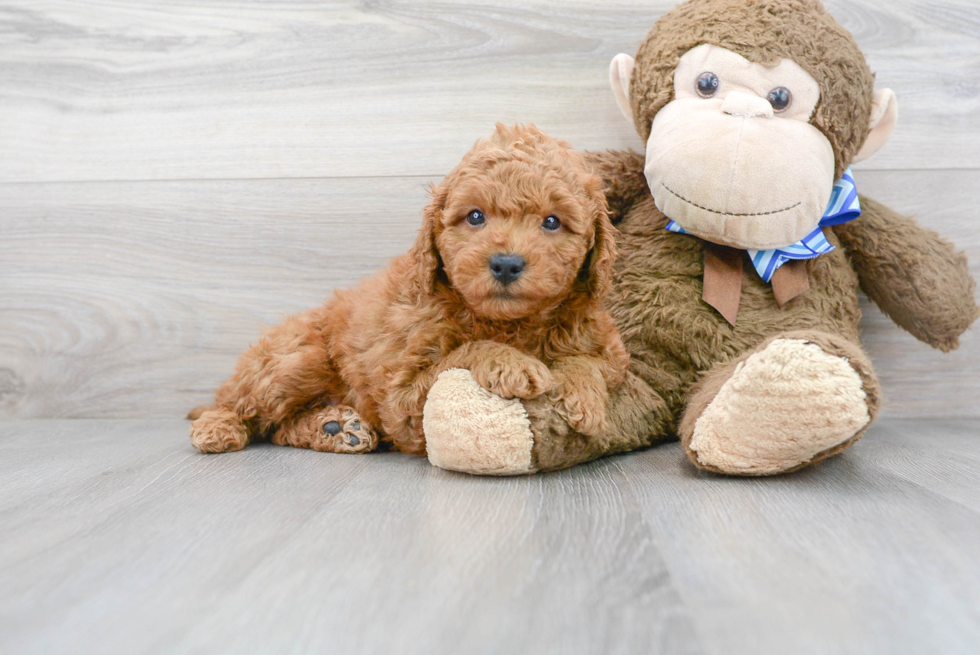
(662, 183), (801, 217)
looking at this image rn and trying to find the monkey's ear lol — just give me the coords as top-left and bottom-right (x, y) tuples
(853, 89), (898, 164)
(410, 184), (447, 294)
(609, 54), (636, 124)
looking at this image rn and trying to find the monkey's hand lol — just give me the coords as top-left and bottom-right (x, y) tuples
(423, 368), (671, 476)
(835, 194), (979, 352)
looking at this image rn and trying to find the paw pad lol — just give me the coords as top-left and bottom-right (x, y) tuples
(316, 408), (378, 453)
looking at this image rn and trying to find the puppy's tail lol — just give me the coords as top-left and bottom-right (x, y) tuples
(186, 404), (213, 421)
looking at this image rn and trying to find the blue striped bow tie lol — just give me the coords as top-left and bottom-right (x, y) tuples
(666, 168), (861, 282)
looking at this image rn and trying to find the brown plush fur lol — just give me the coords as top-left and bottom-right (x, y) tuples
(835, 196), (979, 352)
(189, 124), (629, 456)
(510, 0), (978, 474)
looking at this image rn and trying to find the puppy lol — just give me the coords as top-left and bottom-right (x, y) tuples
(189, 124), (629, 456)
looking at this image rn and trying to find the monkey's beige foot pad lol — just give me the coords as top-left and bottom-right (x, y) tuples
(688, 338), (871, 476)
(423, 368), (537, 476)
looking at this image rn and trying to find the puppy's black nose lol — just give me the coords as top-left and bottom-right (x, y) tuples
(489, 254), (525, 286)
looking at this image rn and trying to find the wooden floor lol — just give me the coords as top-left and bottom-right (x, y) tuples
(2, 419), (978, 654)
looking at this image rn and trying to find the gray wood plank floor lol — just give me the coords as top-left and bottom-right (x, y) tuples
(2, 419), (978, 655)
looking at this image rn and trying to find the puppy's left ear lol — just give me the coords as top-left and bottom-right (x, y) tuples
(411, 183), (448, 293)
(579, 179), (616, 300)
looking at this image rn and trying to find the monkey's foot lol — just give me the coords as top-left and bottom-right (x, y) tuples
(190, 408), (250, 453)
(423, 369), (536, 475)
(273, 405), (378, 454)
(680, 332), (880, 476)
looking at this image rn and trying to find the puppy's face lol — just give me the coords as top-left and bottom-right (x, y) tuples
(435, 159), (599, 321)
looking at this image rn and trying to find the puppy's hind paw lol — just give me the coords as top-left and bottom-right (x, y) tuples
(190, 408), (249, 453)
(322, 406), (379, 453)
(274, 405), (379, 454)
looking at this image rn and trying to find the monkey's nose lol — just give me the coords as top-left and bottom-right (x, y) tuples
(489, 254), (525, 286)
(721, 92), (774, 119)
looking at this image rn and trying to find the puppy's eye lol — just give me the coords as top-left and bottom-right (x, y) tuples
(696, 72), (720, 98)
(542, 215), (561, 231)
(465, 210), (485, 226)
(767, 87), (792, 112)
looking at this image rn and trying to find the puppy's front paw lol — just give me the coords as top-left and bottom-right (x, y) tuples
(548, 370), (609, 437)
(557, 391), (608, 437)
(471, 356), (553, 399)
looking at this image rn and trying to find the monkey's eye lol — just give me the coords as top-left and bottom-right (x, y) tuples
(465, 210), (485, 226)
(542, 215), (561, 231)
(767, 87), (792, 112)
(696, 72), (720, 98)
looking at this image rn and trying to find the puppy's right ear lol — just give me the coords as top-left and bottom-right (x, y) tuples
(411, 183), (448, 293)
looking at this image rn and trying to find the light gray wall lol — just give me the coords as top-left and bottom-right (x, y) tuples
(1, 0), (978, 418)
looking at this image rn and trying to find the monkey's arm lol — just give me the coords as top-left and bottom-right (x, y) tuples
(584, 149), (648, 223)
(834, 195), (979, 352)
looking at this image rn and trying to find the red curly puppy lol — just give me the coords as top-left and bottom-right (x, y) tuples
(189, 124), (629, 456)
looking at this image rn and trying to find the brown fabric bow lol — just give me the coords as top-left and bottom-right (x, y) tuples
(702, 243), (810, 326)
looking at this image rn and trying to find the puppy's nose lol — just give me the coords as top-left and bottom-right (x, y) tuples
(489, 254), (525, 286)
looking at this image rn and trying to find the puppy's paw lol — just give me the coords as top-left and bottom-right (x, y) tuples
(190, 409), (249, 453)
(470, 355), (553, 400)
(557, 391), (608, 437)
(273, 405), (379, 454)
(548, 369), (609, 437)
(320, 406), (379, 453)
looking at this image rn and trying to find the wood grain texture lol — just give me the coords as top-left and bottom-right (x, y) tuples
(1, 169), (977, 419)
(616, 418), (980, 655)
(0, 419), (702, 655)
(1, 0), (979, 182)
(0, 176), (430, 418)
(1, 418), (978, 654)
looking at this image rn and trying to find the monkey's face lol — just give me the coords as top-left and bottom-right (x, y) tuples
(644, 45), (836, 250)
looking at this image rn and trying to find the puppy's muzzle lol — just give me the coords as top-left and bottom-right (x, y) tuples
(489, 254), (525, 286)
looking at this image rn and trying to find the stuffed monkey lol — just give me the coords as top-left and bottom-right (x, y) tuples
(422, 0), (978, 476)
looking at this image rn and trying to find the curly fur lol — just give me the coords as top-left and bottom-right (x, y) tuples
(189, 124), (629, 456)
